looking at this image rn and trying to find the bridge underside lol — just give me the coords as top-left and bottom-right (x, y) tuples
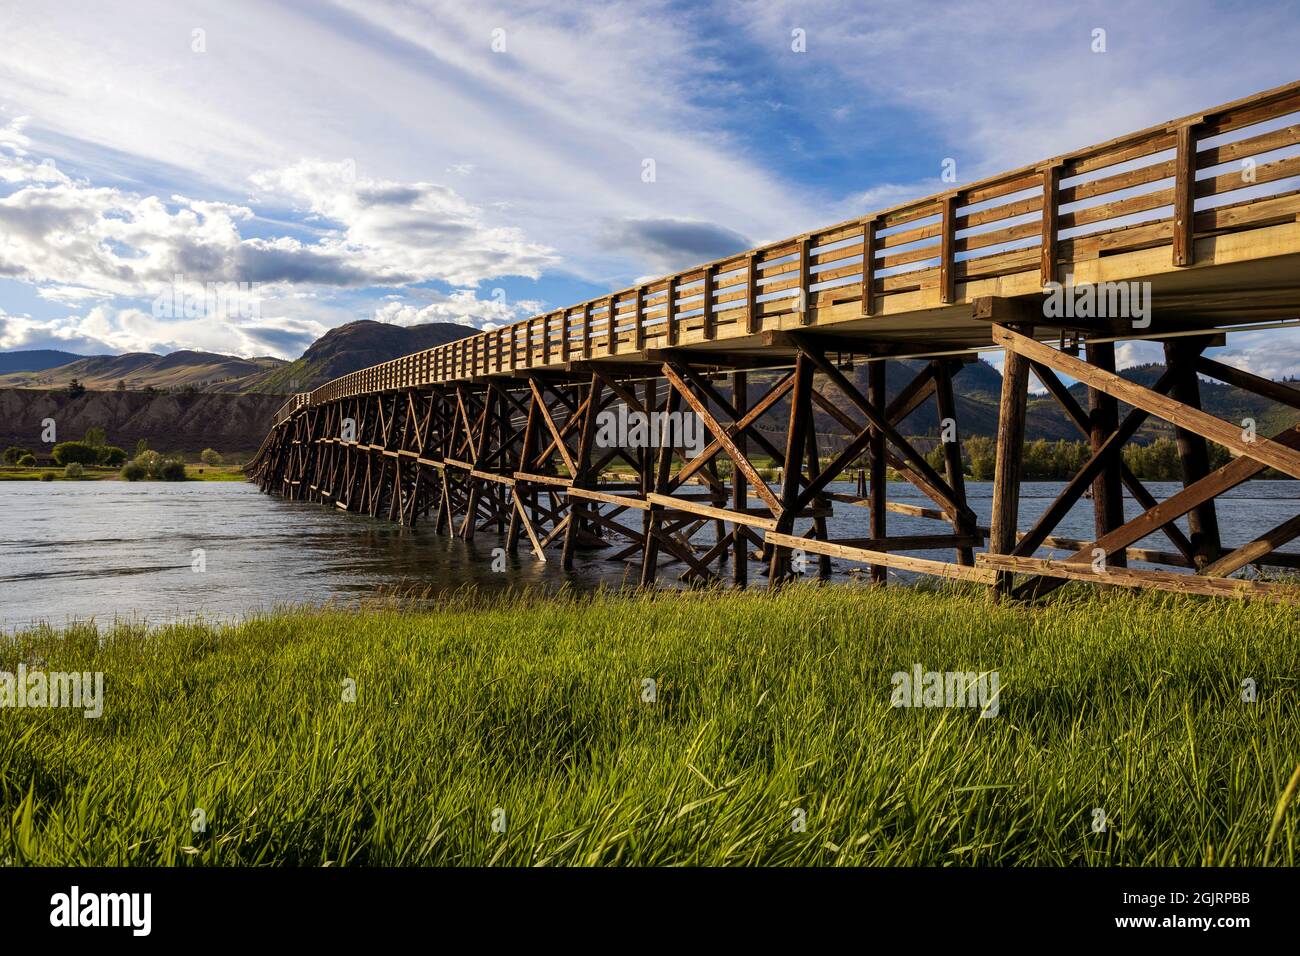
(249, 299), (1300, 604)
(248, 80), (1300, 602)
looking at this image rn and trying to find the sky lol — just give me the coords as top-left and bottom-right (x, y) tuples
(0, 0), (1298, 376)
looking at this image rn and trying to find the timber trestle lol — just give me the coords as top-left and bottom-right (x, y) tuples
(249, 80), (1300, 603)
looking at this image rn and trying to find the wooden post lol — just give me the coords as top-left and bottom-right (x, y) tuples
(745, 255), (759, 334)
(933, 359), (975, 566)
(732, 370), (749, 588)
(939, 193), (957, 304)
(868, 358), (887, 584)
(1086, 340), (1126, 566)
(797, 237), (812, 325)
(769, 353), (812, 585)
(606, 295), (617, 354)
(666, 277), (679, 346)
(561, 375), (602, 569)
(1164, 338), (1222, 567)
(1039, 164), (1060, 287)
(701, 266), (715, 339)
(990, 328), (1031, 593)
(861, 218), (877, 316)
(1172, 122), (1199, 267)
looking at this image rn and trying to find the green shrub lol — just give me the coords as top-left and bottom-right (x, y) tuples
(63, 462), (85, 479)
(97, 446), (128, 466)
(39, 470), (55, 482)
(200, 448), (223, 466)
(2, 446), (32, 465)
(17, 454), (36, 468)
(122, 451), (186, 480)
(52, 441), (99, 465)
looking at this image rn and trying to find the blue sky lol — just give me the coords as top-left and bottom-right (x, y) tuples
(0, 0), (1298, 376)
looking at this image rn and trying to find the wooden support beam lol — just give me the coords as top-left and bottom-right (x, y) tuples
(1164, 337), (1221, 566)
(1086, 340), (1126, 566)
(768, 532), (996, 585)
(979, 554), (1297, 604)
(1198, 513), (1300, 578)
(868, 358), (887, 584)
(989, 327), (1031, 592)
(732, 371), (749, 588)
(992, 325), (1300, 479)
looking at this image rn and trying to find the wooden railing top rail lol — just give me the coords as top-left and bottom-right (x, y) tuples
(271, 78), (1300, 426)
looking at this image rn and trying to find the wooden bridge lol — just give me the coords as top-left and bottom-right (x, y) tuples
(248, 80), (1300, 602)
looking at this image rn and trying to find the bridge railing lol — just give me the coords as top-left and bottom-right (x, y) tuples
(271, 78), (1300, 424)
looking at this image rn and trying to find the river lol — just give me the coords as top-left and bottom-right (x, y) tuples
(2, 479), (1297, 631)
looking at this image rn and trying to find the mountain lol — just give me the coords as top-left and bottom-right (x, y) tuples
(0, 320), (478, 394)
(242, 320), (477, 393)
(0, 349), (84, 373)
(0, 350), (286, 392)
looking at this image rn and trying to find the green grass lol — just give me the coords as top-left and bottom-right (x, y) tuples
(2, 584), (1298, 866)
(0, 463), (246, 481)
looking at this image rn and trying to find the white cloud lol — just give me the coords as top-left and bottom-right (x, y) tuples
(0, 131), (554, 304)
(371, 289), (544, 331)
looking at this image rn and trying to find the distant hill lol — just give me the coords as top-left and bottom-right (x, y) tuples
(243, 320), (478, 393)
(0, 320), (478, 394)
(0, 349), (84, 373)
(0, 350), (286, 392)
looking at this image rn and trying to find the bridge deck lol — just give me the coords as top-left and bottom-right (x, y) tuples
(274, 78), (1300, 423)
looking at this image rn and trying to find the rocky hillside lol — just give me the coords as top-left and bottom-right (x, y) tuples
(0, 388), (286, 458)
(243, 320), (477, 392)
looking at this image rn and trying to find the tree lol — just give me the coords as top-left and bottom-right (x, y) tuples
(200, 448), (223, 466)
(64, 462), (85, 479)
(134, 439), (149, 457)
(17, 454), (36, 468)
(66, 378), (86, 398)
(98, 446), (128, 466)
(2, 446), (32, 465)
(115, 379), (127, 391)
(51, 441), (99, 465)
(83, 427), (107, 448)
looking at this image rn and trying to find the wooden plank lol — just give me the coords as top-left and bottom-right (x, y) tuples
(767, 532), (997, 585)
(1198, 513), (1300, 578)
(567, 486), (650, 511)
(992, 325), (1300, 479)
(647, 493), (779, 530)
(978, 554), (1298, 603)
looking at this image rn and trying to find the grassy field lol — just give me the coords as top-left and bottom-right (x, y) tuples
(1, 584), (1297, 866)
(0, 463), (246, 481)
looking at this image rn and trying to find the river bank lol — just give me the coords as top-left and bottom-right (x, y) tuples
(3, 584), (1297, 865)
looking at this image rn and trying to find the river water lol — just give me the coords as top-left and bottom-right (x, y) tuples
(2, 479), (1297, 631)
